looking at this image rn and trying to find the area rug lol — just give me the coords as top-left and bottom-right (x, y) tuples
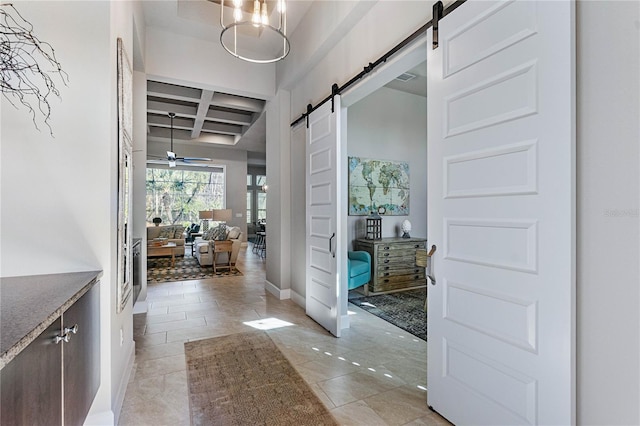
(184, 331), (338, 426)
(147, 255), (242, 283)
(349, 288), (427, 341)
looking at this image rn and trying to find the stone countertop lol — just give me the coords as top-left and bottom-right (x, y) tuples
(0, 270), (102, 370)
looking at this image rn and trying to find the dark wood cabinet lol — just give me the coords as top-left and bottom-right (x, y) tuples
(0, 282), (100, 426)
(0, 319), (63, 426)
(354, 237), (427, 293)
(63, 283), (100, 426)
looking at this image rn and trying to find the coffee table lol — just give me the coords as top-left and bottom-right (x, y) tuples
(147, 242), (177, 267)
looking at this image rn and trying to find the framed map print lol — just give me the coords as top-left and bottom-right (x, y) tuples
(348, 157), (409, 216)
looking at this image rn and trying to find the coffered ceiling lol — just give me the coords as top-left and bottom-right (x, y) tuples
(144, 1), (426, 168)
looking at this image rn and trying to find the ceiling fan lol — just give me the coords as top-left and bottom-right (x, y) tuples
(151, 112), (211, 168)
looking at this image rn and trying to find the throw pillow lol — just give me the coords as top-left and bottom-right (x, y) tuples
(211, 227), (225, 240)
(173, 226), (185, 239)
(202, 228), (215, 240)
(158, 227), (173, 239)
(227, 227), (240, 240)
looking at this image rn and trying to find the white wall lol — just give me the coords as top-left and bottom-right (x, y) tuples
(145, 26), (274, 100)
(264, 91), (292, 298)
(576, 1), (640, 424)
(347, 87), (427, 246)
(0, 1), (139, 423)
(283, 1), (435, 120)
(132, 72), (148, 302)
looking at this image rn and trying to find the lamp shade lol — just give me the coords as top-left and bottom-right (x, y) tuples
(212, 209), (232, 222)
(199, 210), (214, 220)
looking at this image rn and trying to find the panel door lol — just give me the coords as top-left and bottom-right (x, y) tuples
(306, 97), (342, 337)
(427, 1), (576, 424)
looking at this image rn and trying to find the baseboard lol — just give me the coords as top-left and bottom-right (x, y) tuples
(290, 289), (305, 308)
(264, 280), (291, 300)
(83, 409), (115, 426)
(113, 341), (136, 424)
(132, 299), (147, 314)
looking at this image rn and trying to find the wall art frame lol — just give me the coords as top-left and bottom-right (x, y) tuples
(348, 156), (410, 216)
(116, 38), (133, 313)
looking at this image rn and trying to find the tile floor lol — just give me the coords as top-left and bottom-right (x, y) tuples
(119, 247), (449, 426)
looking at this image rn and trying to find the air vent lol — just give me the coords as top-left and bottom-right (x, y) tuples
(395, 72), (417, 82)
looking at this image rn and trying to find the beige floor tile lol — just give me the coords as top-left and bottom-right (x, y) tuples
(144, 317), (207, 334)
(119, 248), (446, 426)
(364, 385), (431, 425)
(143, 311), (187, 324)
(330, 400), (388, 426)
(317, 370), (400, 407)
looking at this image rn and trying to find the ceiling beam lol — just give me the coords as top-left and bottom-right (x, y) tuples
(192, 90), (215, 139)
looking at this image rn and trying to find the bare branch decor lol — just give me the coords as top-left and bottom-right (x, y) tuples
(0, 3), (68, 136)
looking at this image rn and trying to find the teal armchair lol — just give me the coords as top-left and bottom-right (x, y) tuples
(348, 251), (371, 294)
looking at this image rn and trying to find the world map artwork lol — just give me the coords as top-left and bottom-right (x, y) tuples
(348, 157), (409, 216)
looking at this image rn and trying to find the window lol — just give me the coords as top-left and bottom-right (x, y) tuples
(246, 168), (266, 232)
(246, 191), (253, 224)
(257, 192), (267, 221)
(146, 168), (225, 225)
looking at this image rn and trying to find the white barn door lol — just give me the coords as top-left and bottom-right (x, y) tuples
(306, 98), (342, 337)
(427, 1), (575, 424)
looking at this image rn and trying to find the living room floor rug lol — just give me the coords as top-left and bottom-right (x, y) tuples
(147, 255), (242, 283)
(349, 288), (427, 341)
(184, 331), (338, 426)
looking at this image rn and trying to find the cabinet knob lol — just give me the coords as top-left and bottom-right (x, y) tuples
(64, 324), (79, 335)
(54, 333), (70, 344)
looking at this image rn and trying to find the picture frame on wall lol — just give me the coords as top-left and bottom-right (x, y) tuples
(348, 156), (410, 216)
(116, 38), (133, 313)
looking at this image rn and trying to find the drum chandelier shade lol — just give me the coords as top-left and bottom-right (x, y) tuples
(219, 0), (290, 64)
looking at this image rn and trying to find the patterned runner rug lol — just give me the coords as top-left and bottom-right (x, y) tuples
(184, 331), (338, 426)
(349, 288), (427, 341)
(147, 254), (242, 283)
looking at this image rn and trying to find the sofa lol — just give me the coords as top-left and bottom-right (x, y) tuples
(193, 225), (243, 266)
(147, 224), (186, 256)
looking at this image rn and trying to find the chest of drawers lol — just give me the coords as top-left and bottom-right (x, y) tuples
(354, 237), (427, 293)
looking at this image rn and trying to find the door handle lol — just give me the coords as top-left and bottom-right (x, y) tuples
(329, 233), (336, 258)
(427, 245), (436, 285)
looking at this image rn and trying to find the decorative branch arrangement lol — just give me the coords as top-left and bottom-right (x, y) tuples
(1, 3), (68, 136)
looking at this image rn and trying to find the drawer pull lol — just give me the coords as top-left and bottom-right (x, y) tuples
(383, 259), (390, 264)
(64, 324), (79, 335)
(54, 333), (70, 344)
(383, 272), (390, 277)
(415, 244), (420, 248)
(384, 266), (390, 270)
(383, 279), (390, 283)
(383, 253), (389, 257)
(383, 246), (390, 250)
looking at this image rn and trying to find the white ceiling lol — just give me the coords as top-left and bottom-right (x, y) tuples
(144, 1), (426, 168)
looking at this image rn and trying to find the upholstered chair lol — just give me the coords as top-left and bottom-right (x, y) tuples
(347, 251), (371, 295)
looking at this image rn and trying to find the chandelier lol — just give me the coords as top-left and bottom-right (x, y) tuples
(219, 0), (289, 64)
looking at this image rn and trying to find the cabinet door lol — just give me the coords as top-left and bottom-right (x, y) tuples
(0, 318), (63, 426)
(63, 283), (100, 426)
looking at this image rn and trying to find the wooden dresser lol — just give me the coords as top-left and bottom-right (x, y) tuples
(354, 237), (427, 294)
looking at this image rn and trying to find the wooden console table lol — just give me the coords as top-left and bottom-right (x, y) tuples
(354, 237), (426, 294)
(211, 240), (233, 273)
